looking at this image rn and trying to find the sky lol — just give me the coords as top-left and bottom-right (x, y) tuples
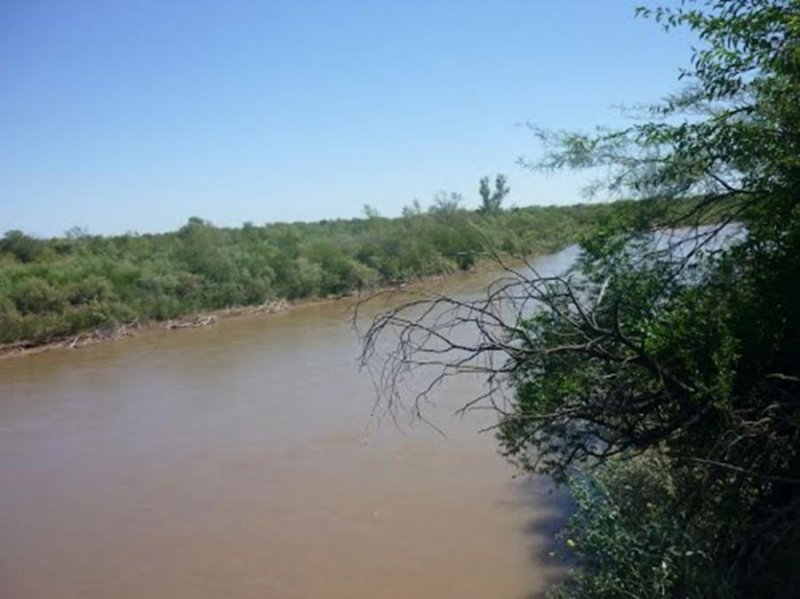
(0, 0), (697, 237)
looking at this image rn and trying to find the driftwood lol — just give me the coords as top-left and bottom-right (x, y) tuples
(67, 318), (144, 348)
(0, 318), (148, 357)
(165, 315), (217, 330)
(248, 298), (289, 314)
(0, 298), (297, 360)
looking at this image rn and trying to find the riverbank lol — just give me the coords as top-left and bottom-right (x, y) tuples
(0, 295), (315, 359)
(0, 299), (277, 359)
(0, 263), (481, 360)
(2, 198), (709, 353)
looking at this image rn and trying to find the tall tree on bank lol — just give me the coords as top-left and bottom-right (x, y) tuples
(478, 174), (510, 215)
(360, 1), (800, 595)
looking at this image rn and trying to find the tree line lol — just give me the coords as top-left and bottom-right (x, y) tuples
(0, 196), (695, 346)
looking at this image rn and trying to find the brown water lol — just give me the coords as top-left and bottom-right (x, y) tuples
(0, 251), (576, 599)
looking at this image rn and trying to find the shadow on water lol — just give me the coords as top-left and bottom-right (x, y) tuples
(512, 475), (576, 599)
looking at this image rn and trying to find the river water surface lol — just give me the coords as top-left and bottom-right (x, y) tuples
(0, 249), (576, 599)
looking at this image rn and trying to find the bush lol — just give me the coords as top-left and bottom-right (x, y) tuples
(552, 455), (735, 598)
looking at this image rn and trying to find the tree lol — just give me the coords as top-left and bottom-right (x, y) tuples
(65, 226), (89, 239)
(0, 230), (43, 263)
(401, 198), (423, 218)
(359, 1), (800, 595)
(428, 191), (463, 217)
(478, 174), (510, 215)
(363, 204), (381, 220)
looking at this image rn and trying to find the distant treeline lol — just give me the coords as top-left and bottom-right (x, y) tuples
(0, 197), (699, 345)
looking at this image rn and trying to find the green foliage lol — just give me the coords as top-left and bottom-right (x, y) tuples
(492, 1), (800, 595)
(552, 455), (737, 599)
(1, 230), (44, 263)
(355, 2), (799, 595)
(0, 200), (667, 346)
(478, 174), (510, 215)
(427, 191), (463, 218)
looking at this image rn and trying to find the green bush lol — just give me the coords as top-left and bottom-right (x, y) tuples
(552, 456), (735, 598)
(0, 199), (701, 345)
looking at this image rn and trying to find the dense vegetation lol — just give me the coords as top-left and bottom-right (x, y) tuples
(362, 1), (800, 597)
(0, 198), (667, 346)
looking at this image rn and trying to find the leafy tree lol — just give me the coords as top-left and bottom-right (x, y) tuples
(361, 1), (800, 595)
(401, 198), (423, 218)
(176, 217), (232, 284)
(1, 230), (43, 263)
(428, 191), (463, 217)
(65, 226), (89, 239)
(478, 174), (510, 215)
(362, 204), (381, 219)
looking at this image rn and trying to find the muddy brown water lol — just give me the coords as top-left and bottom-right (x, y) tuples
(0, 249), (577, 599)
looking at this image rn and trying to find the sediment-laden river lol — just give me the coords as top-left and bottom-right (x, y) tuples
(0, 248), (577, 599)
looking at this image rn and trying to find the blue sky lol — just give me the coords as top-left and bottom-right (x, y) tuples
(1, 0), (695, 237)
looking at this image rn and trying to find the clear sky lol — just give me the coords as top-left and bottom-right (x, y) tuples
(1, 0), (695, 237)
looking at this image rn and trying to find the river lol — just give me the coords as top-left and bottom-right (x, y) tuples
(0, 247), (577, 599)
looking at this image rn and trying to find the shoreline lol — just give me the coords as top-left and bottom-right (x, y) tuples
(0, 261), (510, 361)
